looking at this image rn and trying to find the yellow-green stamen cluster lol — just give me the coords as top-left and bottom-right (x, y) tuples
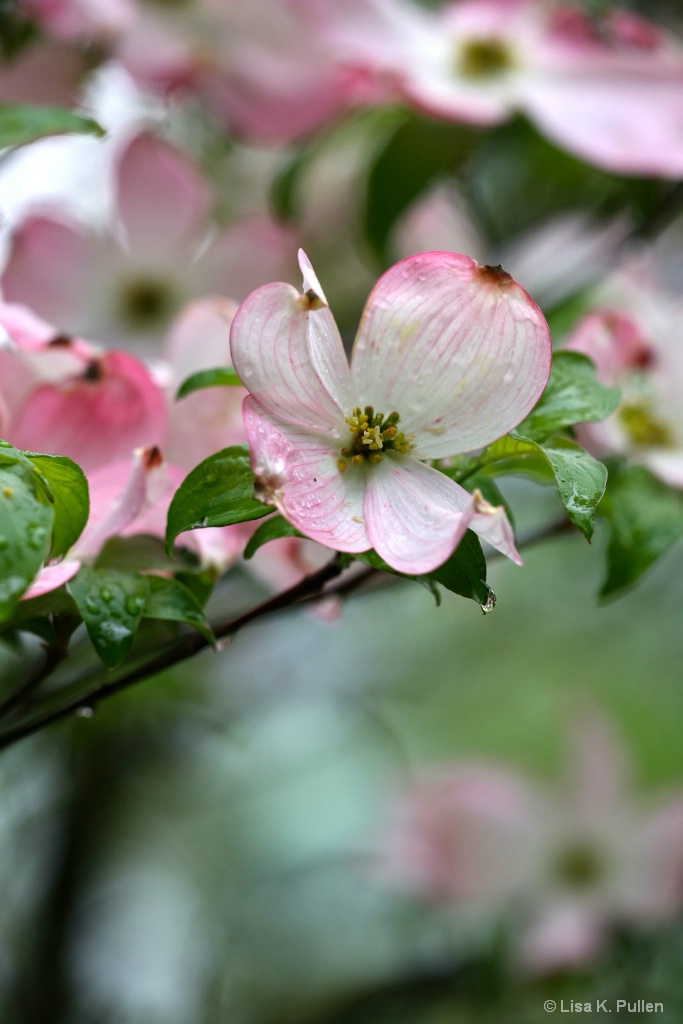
(338, 407), (415, 472)
(619, 402), (675, 448)
(458, 38), (514, 79)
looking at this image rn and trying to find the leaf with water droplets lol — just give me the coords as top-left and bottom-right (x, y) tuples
(0, 465), (54, 622)
(142, 576), (215, 645)
(468, 432), (607, 540)
(68, 567), (150, 668)
(165, 445), (273, 555)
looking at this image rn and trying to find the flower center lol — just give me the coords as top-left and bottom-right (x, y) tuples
(457, 37), (514, 79)
(119, 276), (176, 330)
(338, 407), (415, 472)
(619, 402), (675, 448)
(553, 842), (605, 890)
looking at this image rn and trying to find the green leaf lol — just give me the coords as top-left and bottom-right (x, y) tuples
(166, 445), (273, 554)
(243, 514), (303, 559)
(0, 465), (54, 621)
(430, 531), (495, 608)
(67, 568), (149, 668)
(354, 530), (492, 608)
(473, 433), (608, 540)
(353, 548), (442, 605)
(516, 351), (620, 442)
(25, 454), (89, 558)
(176, 366), (242, 399)
(95, 534), (194, 573)
(0, 103), (104, 150)
(0, 439), (55, 502)
(536, 437), (608, 541)
(599, 461), (683, 599)
(142, 576), (215, 645)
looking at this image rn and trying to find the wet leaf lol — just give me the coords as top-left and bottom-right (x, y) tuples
(68, 567), (149, 668)
(166, 446), (273, 554)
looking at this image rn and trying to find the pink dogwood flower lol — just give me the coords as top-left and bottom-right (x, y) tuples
(0, 302), (166, 472)
(112, 0), (357, 143)
(378, 712), (683, 973)
(1, 132), (296, 350)
(230, 250), (551, 575)
(565, 261), (683, 488)
(320, 0), (683, 177)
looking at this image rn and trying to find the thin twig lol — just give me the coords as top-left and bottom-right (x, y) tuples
(0, 645), (64, 722)
(0, 555), (346, 750)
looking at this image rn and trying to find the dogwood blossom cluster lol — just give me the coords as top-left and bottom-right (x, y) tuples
(10, 0), (683, 174)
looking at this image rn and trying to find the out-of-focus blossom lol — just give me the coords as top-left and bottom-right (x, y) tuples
(113, 0), (357, 143)
(391, 181), (487, 266)
(230, 249), (551, 575)
(23, 0), (134, 42)
(0, 37), (89, 107)
(22, 444), (245, 600)
(565, 260), (683, 487)
(164, 297), (244, 470)
(378, 712), (683, 973)
(392, 183), (628, 308)
(0, 301), (166, 471)
(1, 131), (296, 350)
(320, 0), (683, 176)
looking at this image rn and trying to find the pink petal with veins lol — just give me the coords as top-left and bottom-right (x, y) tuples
(230, 257), (354, 432)
(351, 252), (551, 458)
(243, 397), (368, 553)
(364, 455), (475, 574)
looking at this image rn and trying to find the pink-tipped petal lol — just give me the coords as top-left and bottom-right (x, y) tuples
(351, 252), (551, 458)
(470, 489), (522, 565)
(230, 269), (354, 433)
(9, 350), (167, 471)
(243, 397), (369, 553)
(75, 446), (169, 558)
(2, 216), (106, 334)
(116, 133), (209, 261)
(22, 560), (81, 601)
(364, 455), (475, 574)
